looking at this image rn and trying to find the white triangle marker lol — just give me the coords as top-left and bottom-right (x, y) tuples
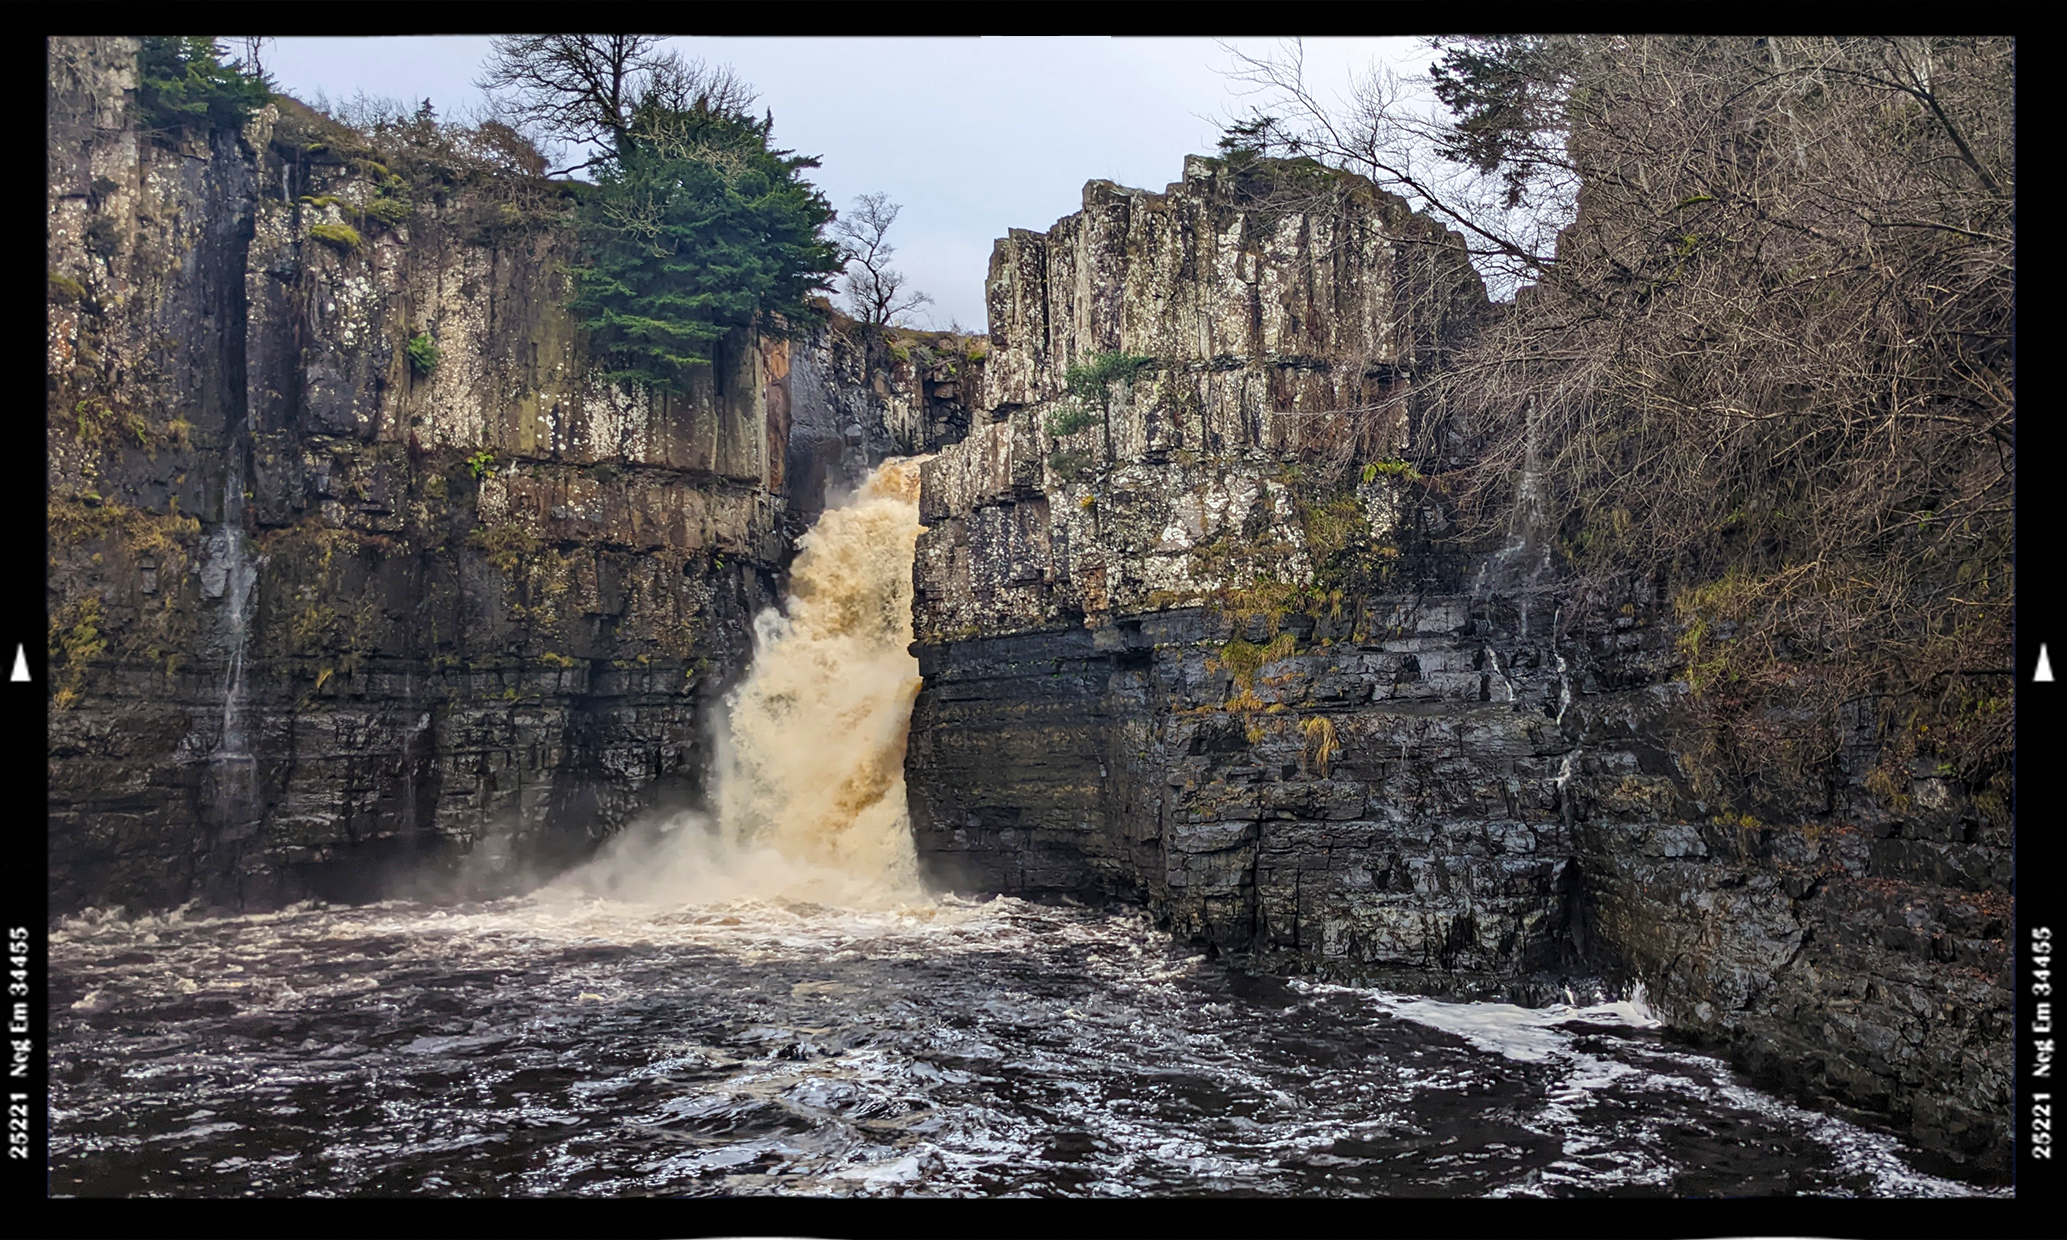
(9, 644), (27, 683)
(2038, 643), (2056, 683)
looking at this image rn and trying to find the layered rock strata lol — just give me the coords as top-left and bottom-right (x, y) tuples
(46, 38), (975, 913)
(904, 156), (2011, 1171)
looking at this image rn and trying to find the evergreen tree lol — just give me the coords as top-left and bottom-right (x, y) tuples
(569, 100), (839, 393)
(135, 36), (271, 133)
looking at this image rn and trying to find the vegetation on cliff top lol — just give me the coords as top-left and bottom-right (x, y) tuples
(568, 100), (839, 392)
(136, 37), (271, 135)
(265, 39), (898, 396)
(470, 36), (841, 394)
(1234, 36), (2015, 812)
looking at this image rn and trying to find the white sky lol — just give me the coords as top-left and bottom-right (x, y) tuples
(259, 36), (1435, 332)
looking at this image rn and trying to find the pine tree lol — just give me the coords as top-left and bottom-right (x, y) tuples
(569, 101), (840, 394)
(135, 37), (272, 133)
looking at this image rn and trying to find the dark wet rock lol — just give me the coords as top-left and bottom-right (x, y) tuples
(903, 156), (2011, 1172)
(46, 38), (974, 916)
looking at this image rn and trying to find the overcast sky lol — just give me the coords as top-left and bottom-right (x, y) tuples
(260, 36), (1433, 332)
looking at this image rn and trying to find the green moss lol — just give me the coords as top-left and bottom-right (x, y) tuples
(1361, 458), (1423, 483)
(308, 222), (362, 251)
(466, 521), (541, 574)
(1045, 402), (1097, 438)
(61, 394), (170, 453)
(1223, 578), (1304, 636)
(253, 521), (362, 657)
(48, 493), (201, 562)
(1297, 493), (1369, 565)
(1217, 631), (1299, 691)
(47, 272), (87, 303)
(1063, 350), (1156, 404)
(287, 591), (339, 651)
(49, 596), (107, 710)
(364, 193), (413, 227)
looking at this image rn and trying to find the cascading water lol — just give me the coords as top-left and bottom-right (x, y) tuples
(45, 458), (2003, 1198)
(555, 457), (930, 908)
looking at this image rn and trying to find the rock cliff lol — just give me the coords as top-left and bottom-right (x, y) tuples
(903, 155), (2010, 1172)
(46, 38), (976, 913)
(45, 38), (2010, 1175)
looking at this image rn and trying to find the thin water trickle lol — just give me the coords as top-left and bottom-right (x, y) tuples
(47, 460), (2004, 1198)
(211, 471), (259, 759)
(203, 469), (262, 829)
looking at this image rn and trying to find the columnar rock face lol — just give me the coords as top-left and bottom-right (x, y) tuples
(904, 155), (2010, 1171)
(46, 38), (975, 913)
(915, 158), (1484, 639)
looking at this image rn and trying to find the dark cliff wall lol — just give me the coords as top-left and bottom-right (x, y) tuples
(46, 37), (976, 915)
(903, 156), (2011, 1172)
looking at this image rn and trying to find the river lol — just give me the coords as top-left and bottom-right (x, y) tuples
(47, 459), (2002, 1198)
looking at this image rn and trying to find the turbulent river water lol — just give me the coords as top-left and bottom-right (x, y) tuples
(48, 461), (2002, 1198)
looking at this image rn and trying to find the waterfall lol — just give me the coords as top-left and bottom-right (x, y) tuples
(1481, 644), (1519, 703)
(203, 469), (261, 830)
(558, 457), (932, 908)
(1480, 394), (1555, 599)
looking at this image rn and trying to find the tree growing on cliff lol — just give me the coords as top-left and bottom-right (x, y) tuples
(135, 36), (272, 135)
(476, 35), (755, 175)
(477, 36), (840, 391)
(568, 97), (840, 393)
(1227, 36), (2015, 813)
(832, 193), (933, 330)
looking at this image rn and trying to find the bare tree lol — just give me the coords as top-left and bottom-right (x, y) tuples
(1232, 36), (2015, 812)
(832, 193), (932, 329)
(636, 53), (757, 121)
(232, 37), (272, 82)
(475, 36), (756, 174)
(1220, 37), (1581, 297)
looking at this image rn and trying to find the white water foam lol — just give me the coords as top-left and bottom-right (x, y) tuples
(1296, 978), (2003, 1197)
